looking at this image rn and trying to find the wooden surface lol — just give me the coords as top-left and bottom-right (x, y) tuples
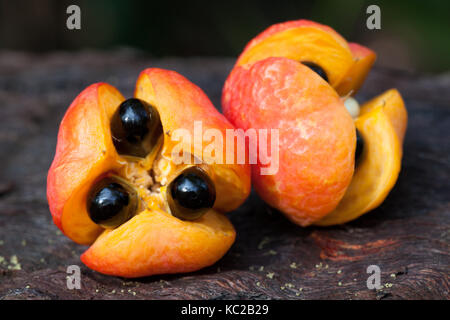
(0, 50), (448, 300)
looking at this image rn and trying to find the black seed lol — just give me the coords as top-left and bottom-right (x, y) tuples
(301, 61), (329, 82)
(168, 167), (215, 221)
(87, 177), (137, 228)
(355, 129), (364, 164)
(119, 98), (151, 142)
(111, 98), (163, 158)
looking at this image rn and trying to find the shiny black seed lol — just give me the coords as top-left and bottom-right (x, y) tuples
(171, 171), (215, 210)
(111, 98), (163, 158)
(301, 61), (329, 82)
(119, 98), (151, 143)
(87, 177), (137, 228)
(168, 167), (215, 220)
(88, 183), (128, 224)
(355, 129), (364, 164)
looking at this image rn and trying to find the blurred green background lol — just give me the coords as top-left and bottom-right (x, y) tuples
(0, 0), (449, 73)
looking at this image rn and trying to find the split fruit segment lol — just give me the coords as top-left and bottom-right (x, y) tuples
(336, 43), (377, 96)
(315, 89), (407, 226)
(47, 69), (251, 278)
(236, 20), (355, 87)
(235, 20), (376, 96)
(222, 19), (407, 226)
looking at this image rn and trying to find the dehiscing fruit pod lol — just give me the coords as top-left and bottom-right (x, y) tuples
(222, 19), (407, 226)
(47, 68), (251, 278)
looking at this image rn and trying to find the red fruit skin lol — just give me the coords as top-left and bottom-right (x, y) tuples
(223, 57), (355, 226)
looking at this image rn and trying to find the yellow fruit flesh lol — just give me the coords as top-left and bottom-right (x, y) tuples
(315, 90), (406, 226)
(237, 27), (354, 87)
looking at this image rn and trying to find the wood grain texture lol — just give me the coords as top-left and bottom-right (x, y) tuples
(0, 51), (448, 300)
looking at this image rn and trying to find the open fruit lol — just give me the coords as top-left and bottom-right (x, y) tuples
(47, 69), (251, 278)
(222, 19), (407, 226)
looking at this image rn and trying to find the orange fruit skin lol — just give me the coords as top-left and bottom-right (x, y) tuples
(236, 19), (354, 88)
(223, 57), (355, 226)
(47, 83), (100, 231)
(81, 208), (235, 278)
(238, 20), (349, 62)
(358, 88), (407, 144)
(336, 43), (377, 96)
(47, 69), (250, 277)
(47, 83), (118, 242)
(47, 84), (100, 231)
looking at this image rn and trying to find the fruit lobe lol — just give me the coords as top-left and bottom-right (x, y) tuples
(81, 207), (235, 278)
(336, 43), (377, 96)
(315, 89), (406, 226)
(235, 19), (354, 87)
(223, 57), (355, 226)
(47, 83), (124, 244)
(359, 89), (407, 144)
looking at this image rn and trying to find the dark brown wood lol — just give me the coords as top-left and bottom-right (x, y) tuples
(0, 51), (448, 300)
